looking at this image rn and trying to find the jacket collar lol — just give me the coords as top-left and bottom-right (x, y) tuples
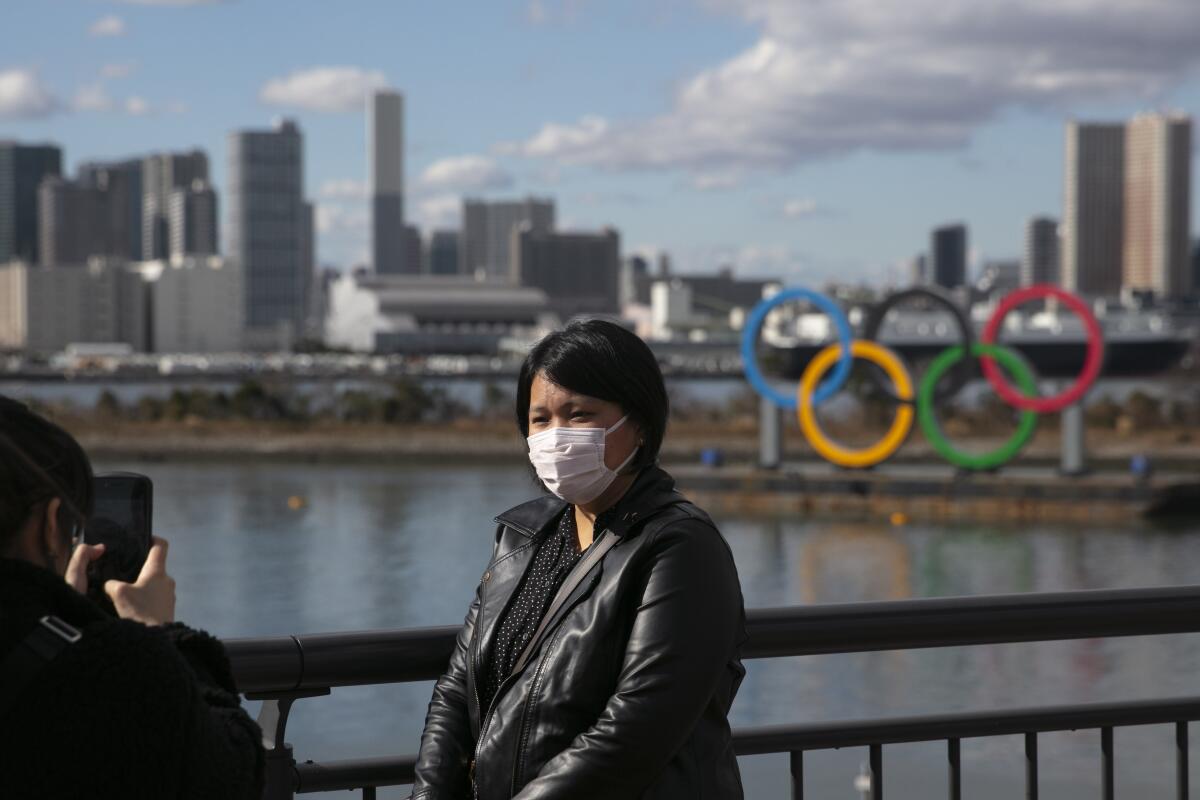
(494, 465), (682, 540)
(0, 557), (107, 640)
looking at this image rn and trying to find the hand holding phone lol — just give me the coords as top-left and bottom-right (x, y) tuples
(84, 472), (153, 610)
(104, 537), (176, 626)
(85, 472), (152, 582)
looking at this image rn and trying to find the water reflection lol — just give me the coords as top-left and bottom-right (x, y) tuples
(94, 458), (1200, 798)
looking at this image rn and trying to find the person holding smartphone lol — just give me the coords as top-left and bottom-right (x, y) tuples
(0, 396), (264, 798)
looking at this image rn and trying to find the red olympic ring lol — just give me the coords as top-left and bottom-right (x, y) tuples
(979, 284), (1104, 413)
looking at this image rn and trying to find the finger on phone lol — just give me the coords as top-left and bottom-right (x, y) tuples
(64, 543), (105, 593)
(139, 538), (169, 579)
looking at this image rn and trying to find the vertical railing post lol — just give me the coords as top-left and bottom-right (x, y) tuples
(947, 738), (961, 800)
(1025, 732), (1038, 800)
(1177, 721), (1189, 800)
(248, 687), (331, 800)
(789, 750), (803, 800)
(1101, 726), (1115, 800)
(869, 744), (883, 800)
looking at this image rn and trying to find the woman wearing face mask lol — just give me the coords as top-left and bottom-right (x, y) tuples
(411, 319), (747, 799)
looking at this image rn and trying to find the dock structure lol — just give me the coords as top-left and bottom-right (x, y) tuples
(674, 464), (1200, 523)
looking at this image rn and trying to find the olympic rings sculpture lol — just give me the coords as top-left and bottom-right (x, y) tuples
(740, 284), (1106, 470)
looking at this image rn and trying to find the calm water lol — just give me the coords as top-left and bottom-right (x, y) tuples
(92, 457), (1200, 799)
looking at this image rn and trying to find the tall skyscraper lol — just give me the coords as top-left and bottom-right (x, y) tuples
(228, 119), (306, 348)
(167, 179), (218, 259)
(0, 142), (62, 264)
(369, 90), (407, 274)
(513, 225), (620, 317)
(1022, 217), (1060, 286)
(461, 197), (555, 281)
(1123, 112), (1192, 300)
(78, 158), (143, 261)
(930, 224), (967, 289)
(142, 150), (208, 261)
(1063, 122), (1125, 296)
(428, 229), (460, 275)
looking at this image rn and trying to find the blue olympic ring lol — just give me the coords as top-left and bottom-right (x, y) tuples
(740, 287), (854, 409)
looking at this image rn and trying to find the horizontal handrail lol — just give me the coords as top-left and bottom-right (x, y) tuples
(226, 583), (1200, 694)
(288, 696), (1200, 793)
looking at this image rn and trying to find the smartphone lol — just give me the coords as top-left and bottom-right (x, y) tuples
(85, 472), (153, 589)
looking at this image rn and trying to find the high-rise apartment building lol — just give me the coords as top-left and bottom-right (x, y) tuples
(78, 158), (143, 261)
(1063, 122), (1125, 296)
(461, 197), (554, 281)
(0, 142), (62, 264)
(167, 180), (218, 259)
(1122, 112), (1192, 299)
(1022, 217), (1060, 286)
(142, 150), (208, 261)
(38, 177), (107, 265)
(369, 90), (407, 274)
(930, 224), (967, 289)
(512, 225), (620, 317)
(227, 119), (306, 348)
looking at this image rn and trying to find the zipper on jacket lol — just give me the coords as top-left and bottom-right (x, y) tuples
(510, 623), (566, 795)
(469, 532), (538, 798)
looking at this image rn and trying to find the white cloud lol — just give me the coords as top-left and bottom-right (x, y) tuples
(500, 114), (608, 158)
(503, 0), (1200, 174)
(0, 68), (57, 119)
(316, 205), (369, 236)
(418, 155), (514, 192)
(415, 194), (462, 229)
(124, 96), (150, 115)
(101, 63), (137, 79)
(260, 66), (387, 113)
(89, 15), (126, 37)
(73, 83), (114, 112)
(689, 171), (743, 191)
(319, 179), (369, 200)
(781, 198), (819, 219)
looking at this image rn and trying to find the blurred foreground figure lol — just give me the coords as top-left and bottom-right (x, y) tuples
(0, 396), (264, 799)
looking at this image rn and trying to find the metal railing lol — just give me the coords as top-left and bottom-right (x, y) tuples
(226, 584), (1200, 799)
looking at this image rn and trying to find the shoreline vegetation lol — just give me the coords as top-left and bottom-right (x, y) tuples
(20, 378), (1198, 470)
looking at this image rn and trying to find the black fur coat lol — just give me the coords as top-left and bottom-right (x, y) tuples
(0, 557), (264, 799)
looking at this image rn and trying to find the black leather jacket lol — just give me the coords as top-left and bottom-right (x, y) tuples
(411, 466), (747, 799)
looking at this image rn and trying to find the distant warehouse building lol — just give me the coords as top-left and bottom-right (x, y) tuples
(0, 256), (242, 355)
(134, 255), (243, 352)
(325, 273), (559, 354)
(0, 258), (146, 354)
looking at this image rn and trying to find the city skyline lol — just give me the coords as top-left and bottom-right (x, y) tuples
(2, 0), (1199, 283)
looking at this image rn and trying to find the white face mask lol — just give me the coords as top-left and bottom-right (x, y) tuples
(526, 414), (640, 505)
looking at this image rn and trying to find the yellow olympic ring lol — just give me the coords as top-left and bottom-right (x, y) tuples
(797, 340), (915, 468)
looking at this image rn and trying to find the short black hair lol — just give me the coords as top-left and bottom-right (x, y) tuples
(0, 396), (94, 550)
(516, 318), (669, 473)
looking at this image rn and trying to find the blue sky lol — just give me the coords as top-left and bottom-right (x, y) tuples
(2, 0), (1198, 284)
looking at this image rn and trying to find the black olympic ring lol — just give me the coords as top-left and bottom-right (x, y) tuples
(860, 286), (975, 404)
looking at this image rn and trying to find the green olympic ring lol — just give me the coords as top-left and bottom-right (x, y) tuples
(917, 343), (1039, 471)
